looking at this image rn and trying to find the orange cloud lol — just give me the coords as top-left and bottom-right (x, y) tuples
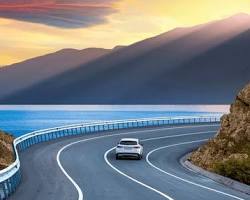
(0, 0), (117, 28)
(1, 0), (250, 66)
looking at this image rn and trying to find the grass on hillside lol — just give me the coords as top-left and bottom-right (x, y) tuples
(212, 138), (250, 185)
(214, 158), (250, 185)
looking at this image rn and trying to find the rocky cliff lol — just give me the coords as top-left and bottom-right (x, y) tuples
(0, 131), (14, 170)
(189, 83), (250, 185)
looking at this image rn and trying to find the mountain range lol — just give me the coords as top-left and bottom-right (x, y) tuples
(1, 13), (250, 104)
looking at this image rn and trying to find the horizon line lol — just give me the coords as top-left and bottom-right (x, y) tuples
(0, 105), (230, 112)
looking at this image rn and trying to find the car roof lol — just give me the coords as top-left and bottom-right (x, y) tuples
(120, 138), (139, 142)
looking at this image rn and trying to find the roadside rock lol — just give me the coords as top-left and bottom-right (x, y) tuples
(189, 83), (250, 185)
(0, 131), (14, 170)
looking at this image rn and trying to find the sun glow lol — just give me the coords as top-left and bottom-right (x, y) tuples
(1, 0), (250, 65)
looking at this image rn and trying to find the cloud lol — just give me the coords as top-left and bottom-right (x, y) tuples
(0, 0), (116, 28)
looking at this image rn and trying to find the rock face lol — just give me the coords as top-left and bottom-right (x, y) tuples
(0, 131), (14, 170)
(189, 83), (250, 185)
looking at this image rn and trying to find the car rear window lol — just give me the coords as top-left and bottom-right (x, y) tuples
(120, 141), (137, 145)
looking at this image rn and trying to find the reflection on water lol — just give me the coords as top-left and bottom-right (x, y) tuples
(0, 105), (228, 136)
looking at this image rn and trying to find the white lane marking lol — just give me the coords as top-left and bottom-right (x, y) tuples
(104, 148), (174, 200)
(103, 131), (214, 200)
(57, 124), (217, 200)
(57, 146), (84, 200)
(146, 140), (245, 200)
(142, 130), (215, 142)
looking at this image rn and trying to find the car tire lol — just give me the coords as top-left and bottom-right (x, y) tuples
(116, 154), (119, 160)
(137, 154), (142, 160)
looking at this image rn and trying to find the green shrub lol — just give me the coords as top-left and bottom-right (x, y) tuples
(214, 158), (250, 185)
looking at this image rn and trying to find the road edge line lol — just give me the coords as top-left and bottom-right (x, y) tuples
(146, 140), (245, 200)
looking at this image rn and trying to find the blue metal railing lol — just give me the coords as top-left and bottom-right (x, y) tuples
(0, 115), (221, 199)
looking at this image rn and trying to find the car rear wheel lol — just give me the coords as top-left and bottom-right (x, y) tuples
(116, 154), (119, 160)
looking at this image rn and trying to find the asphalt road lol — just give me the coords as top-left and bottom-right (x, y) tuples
(9, 124), (250, 200)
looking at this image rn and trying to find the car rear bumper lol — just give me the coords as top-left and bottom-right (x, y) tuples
(116, 153), (141, 157)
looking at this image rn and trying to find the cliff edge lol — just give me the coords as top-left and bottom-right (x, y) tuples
(0, 131), (14, 170)
(189, 83), (250, 185)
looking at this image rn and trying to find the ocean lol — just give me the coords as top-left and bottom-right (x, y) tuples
(0, 105), (228, 136)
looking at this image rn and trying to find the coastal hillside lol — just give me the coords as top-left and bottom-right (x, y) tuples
(0, 47), (111, 98)
(190, 83), (250, 184)
(0, 131), (14, 170)
(1, 14), (250, 104)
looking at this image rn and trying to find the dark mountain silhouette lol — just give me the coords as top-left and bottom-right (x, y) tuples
(0, 48), (111, 98)
(1, 13), (250, 104)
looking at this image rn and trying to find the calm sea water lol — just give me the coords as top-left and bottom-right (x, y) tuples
(0, 105), (228, 137)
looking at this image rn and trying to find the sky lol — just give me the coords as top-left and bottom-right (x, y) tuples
(1, 0), (250, 66)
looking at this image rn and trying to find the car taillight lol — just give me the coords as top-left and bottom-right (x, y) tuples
(134, 146), (140, 149)
(117, 145), (122, 148)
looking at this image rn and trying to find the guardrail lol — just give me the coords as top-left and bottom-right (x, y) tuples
(0, 115), (221, 199)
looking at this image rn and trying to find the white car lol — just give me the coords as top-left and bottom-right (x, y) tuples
(115, 138), (143, 160)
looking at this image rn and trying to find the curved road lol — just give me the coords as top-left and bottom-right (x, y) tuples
(10, 124), (250, 200)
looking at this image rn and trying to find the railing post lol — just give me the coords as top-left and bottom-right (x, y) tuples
(3, 182), (8, 199)
(57, 130), (62, 138)
(27, 138), (30, 148)
(23, 140), (27, 149)
(0, 182), (4, 200)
